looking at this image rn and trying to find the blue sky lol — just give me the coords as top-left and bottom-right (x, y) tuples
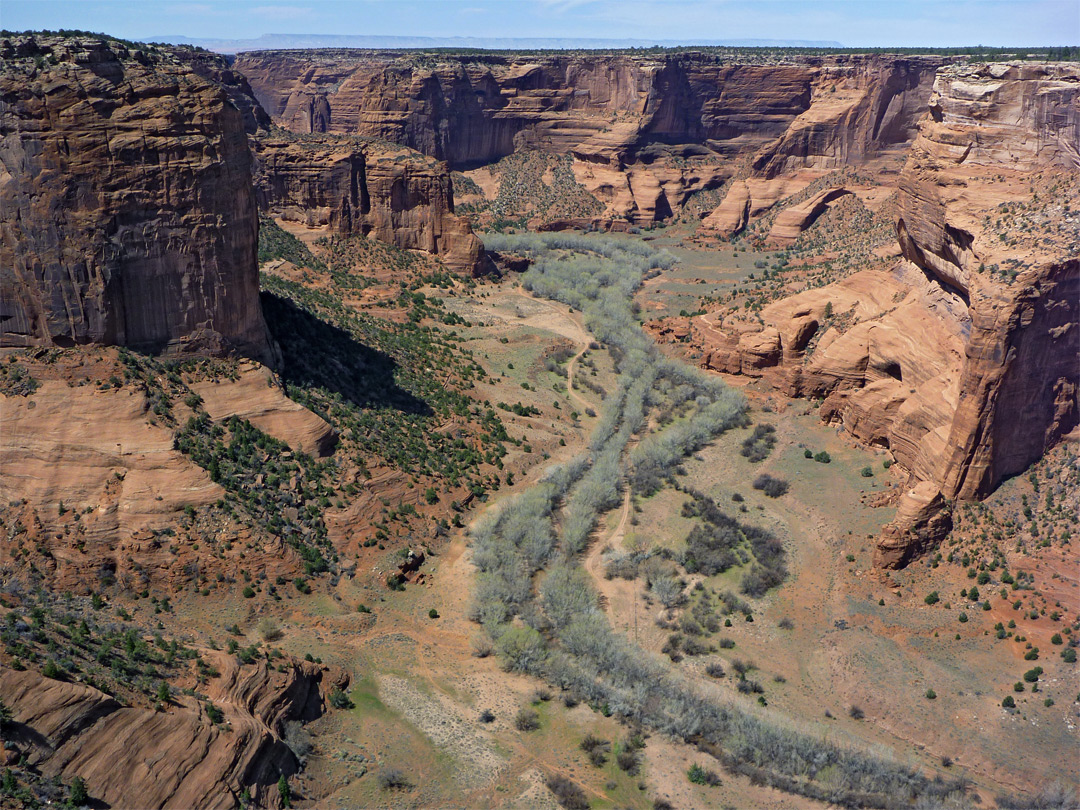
(3, 0), (1077, 47)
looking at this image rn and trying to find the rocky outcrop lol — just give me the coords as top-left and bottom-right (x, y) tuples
(0, 654), (337, 809)
(676, 62), (1079, 566)
(766, 187), (853, 244)
(0, 350), (328, 594)
(235, 51), (945, 226)
(701, 181), (751, 237)
(190, 363), (337, 457)
(0, 35), (276, 364)
(253, 136), (483, 273)
(873, 482), (953, 569)
(173, 47), (273, 135)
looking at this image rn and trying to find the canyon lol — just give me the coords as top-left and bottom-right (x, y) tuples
(236, 50), (946, 228)
(1, 31), (1078, 810)
(238, 46), (1077, 565)
(656, 62), (1079, 566)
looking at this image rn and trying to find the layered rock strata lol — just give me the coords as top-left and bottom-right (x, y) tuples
(0, 654), (338, 809)
(235, 51), (945, 226)
(0, 35), (276, 363)
(253, 136), (483, 273)
(663, 63), (1080, 566)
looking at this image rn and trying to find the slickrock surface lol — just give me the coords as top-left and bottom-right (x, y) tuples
(0, 35), (276, 363)
(0, 655), (337, 809)
(766, 187), (853, 244)
(190, 362), (337, 457)
(0, 349), (323, 593)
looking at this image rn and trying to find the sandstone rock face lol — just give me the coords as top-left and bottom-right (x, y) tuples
(701, 180), (750, 237)
(0, 654), (334, 809)
(254, 136), (483, 273)
(682, 63), (1079, 565)
(873, 482), (953, 569)
(190, 363), (338, 457)
(0, 36), (275, 363)
(895, 62), (1080, 500)
(237, 52), (940, 166)
(235, 51), (944, 226)
(174, 47), (273, 135)
(0, 351), (325, 595)
(766, 187), (853, 245)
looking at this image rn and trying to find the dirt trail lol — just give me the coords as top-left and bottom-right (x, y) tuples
(564, 346), (592, 411)
(513, 287), (591, 345)
(583, 486), (640, 624)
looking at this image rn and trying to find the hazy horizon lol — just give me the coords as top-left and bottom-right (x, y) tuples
(3, 0), (1078, 49)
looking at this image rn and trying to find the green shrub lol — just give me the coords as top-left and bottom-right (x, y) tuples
(924, 591), (939, 605)
(687, 763), (722, 786)
(514, 707), (540, 731)
(69, 777), (88, 806)
(329, 687), (353, 709)
(496, 626), (547, 673)
(428, 608), (440, 619)
(814, 451), (831, 464)
(1002, 695), (1015, 708)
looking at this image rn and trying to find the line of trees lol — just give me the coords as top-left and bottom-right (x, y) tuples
(470, 233), (962, 807)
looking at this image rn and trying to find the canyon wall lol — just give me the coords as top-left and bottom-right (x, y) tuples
(671, 62), (1079, 566)
(0, 36), (276, 363)
(234, 51), (945, 226)
(897, 62), (1080, 501)
(254, 136), (483, 273)
(235, 51), (941, 169)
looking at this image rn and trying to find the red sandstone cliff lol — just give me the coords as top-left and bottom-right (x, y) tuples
(0, 35), (276, 363)
(253, 135), (483, 273)
(0, 653), (340, 809)
(895, 63), (1080, 502)
(234, 51), (945, 227)
(669, 62), (1079, 566)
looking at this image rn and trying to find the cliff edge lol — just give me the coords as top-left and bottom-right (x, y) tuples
(0, 35), (276, 363)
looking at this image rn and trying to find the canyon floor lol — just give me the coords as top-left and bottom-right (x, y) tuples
(3, 39), (1078, 810)
(3, 223), (1076, 810)
(171, 228), (1080, 806)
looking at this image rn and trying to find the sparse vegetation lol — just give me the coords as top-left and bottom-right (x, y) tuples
(752, 473), (789, 498)
(545, 773), (589, 810)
